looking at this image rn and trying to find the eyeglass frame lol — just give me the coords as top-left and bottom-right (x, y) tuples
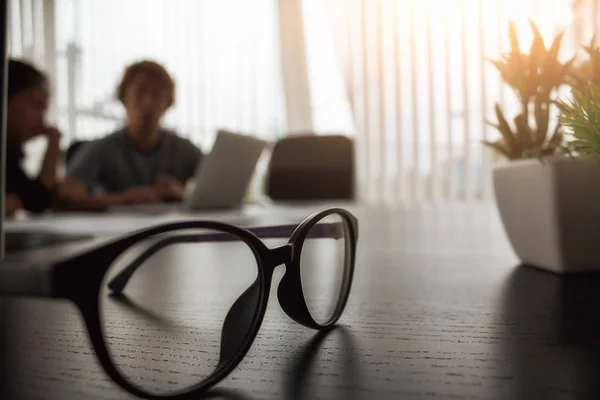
(0, 207), (358, 399)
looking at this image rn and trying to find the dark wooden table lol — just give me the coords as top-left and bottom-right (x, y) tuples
(2, 203), (600, 400)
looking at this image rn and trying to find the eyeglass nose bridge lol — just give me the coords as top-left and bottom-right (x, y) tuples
(266, 244), (294, 270)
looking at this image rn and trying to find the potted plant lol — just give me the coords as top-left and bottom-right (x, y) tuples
(485, 22), (600, 273)
(484, 22), (572, 160)
(567, 37), (600, 89)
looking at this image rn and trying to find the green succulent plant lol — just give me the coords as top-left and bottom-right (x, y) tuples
(558, 83), (600, 161)
(568, 37), (600, 90)
(484, 21), (574, 160)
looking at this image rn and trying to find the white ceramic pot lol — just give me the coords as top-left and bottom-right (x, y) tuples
(493, 155), (600, 273)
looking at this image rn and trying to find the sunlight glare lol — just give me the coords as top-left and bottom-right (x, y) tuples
(407, 0), (574, 53)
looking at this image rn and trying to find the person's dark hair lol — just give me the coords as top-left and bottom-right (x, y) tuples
(7, 59), (47, 99)
(117, 60), (175, 107)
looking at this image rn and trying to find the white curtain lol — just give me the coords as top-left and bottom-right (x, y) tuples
(7, 0), (57, 174)
(277, 0), (313, 133)
(7, 0), (55, 87)
(319, 0), (582, 204)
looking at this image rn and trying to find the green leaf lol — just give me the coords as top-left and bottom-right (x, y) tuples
(546, 124), (563, 151)
(558, 84), (600, 161)
(494, 104), (519, 156)
(509, 22), (520, 54)
(587, 35), (596, 53)
(488, 59), (506, 75)
(514, 114), (534, 149)
(547, 31), (564, 62)
(534, 95), (549, 145)
(529, 20), (545, 69)
(485, 120), (500, 130)
(561, 57), (576, 77)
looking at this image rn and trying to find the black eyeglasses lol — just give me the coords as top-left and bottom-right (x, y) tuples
(0, 207), (358, 399)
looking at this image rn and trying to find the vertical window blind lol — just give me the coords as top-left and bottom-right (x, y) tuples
(7, 0), (598, 203)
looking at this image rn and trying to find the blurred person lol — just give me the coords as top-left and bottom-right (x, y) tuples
(59, 60), (203, 210)
(5, 59), (62, 217)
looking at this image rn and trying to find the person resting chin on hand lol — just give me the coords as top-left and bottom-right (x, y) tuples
(4, 60), (62, 217)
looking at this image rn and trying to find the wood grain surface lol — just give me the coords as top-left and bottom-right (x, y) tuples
(2, 203), (600, 400)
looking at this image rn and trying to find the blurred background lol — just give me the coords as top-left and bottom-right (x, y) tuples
(5, 0), (598, 203)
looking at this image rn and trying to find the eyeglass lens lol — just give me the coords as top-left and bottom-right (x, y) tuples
(99, 228), (259, 396)
(300, 213), (351, 325)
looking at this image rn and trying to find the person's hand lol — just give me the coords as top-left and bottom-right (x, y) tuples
(120, 186), (160, 205)
(154, 175), (185, 201)
(40, 126), (62, 143)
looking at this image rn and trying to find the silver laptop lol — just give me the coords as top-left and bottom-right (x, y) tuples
(184, 130), (267, 211)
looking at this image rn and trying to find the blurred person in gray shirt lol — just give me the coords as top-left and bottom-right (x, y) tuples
(59, 60), (203, 211)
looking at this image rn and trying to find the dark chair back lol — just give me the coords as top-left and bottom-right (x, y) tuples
(265, 135), (355, 201)
(65, 140), (91, 167)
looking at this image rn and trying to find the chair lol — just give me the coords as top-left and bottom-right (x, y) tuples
(265, 135), (355, 201)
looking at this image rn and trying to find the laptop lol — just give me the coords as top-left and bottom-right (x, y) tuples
(109, 129), (268, 215)
(184, 129), (268, 211)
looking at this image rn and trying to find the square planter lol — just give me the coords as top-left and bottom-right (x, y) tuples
(493, 156), (600, 273)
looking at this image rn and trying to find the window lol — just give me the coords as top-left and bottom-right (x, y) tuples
(54, 0), (286, 150)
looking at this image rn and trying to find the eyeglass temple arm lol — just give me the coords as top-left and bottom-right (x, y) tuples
(107, 222), (343, 294)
